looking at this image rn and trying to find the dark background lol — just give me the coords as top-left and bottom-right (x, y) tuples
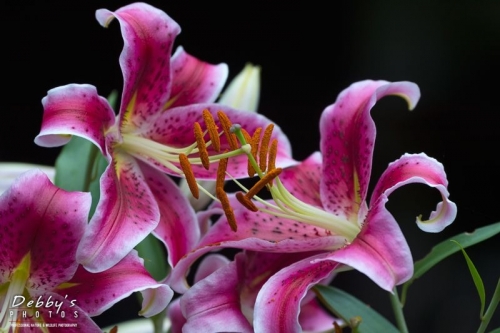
(3, 1), (500, 332)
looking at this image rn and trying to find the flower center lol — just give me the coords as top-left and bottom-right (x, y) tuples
(0, 254), (31, 332)
(220, 122), (360, 243)
(117, 109), (250, 180)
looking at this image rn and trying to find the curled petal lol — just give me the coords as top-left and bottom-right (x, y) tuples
(35, 84), (115, 154)
(371, 153), (457, 233)
(328, 196), (413, 290)
(193, 254), (230, 283)
(0, 170), (89, 289)
(139, 162), (200, 268)
(76, 154), (159, 273)
(167, 46), (228, 108)
(60, 251), (173, 318)
(319, 80), (420, 221)
(96, 3), (181, 131)
(253, 255), (339, 333)
(180, 253), (253, 333)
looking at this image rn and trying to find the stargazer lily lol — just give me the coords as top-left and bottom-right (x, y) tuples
(167, 252), (339, 333)
(169, 80), (457, 293)
(0, 170), (172, 332)
(34, 3), (294, 272)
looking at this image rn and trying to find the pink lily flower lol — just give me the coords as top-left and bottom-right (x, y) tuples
(34, 3), (294, 272)
(0, 170), (172, 332)
(169, 80), (457, 294)
(167, 252), (339, 333)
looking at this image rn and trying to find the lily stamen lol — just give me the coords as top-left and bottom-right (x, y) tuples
(236, 191), (258, 212)
(217, 111), (239, 150)
(267, 138), (278, 183)
(179, 153), (199, 199)
(202, 109), (220, 152)
(216, 186), (237, 232)
(259, 124), (274, 172)
(248, 127), (262, 177)
(245, 168), (282, 199)
(216, 156), (229, 190)
(193, 122), (210, 170)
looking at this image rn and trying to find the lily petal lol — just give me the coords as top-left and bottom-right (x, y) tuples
(60, 250), (173, 318)
(167, 299), (185, 333)
(253, 254), (339, 333)
(76, 154), (159, 273)
(299, 299), (339, 333)
(35, 84), (115, 154)
(139, 161), (200, 268)
(96, 3), (181, 132)
(280, 152), (323, 208)
(168, 203), (345, 293)
(0, 170), (89, 289)
(180, 253), (253, 333)
(371, 153), (457, 233)
(328, 196), (413, 290)
(319, 80), (420, 221)
(140, 104), (296, 179)
(167, 46), (228, 108)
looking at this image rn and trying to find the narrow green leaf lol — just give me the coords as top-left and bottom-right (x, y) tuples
(451, 240), (486, 317)
(314, 285), (399, 333)
(87, 153), (108, 218)
(488, 328), (500, 333)
(401, 222), (500, 304)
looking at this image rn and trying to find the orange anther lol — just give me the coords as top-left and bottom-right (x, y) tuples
(194, 122), (210, 170)
(259, 124), (274, 172)
(249, 127), (262, 177)
(246, 167), (282, 199)
(216, 186), (237, 232)
(268, 138), (278, 176)
(216, 156), (228, 190)
(202, 109), (220, 152)
(179, 153), (199, 199)
(236, 192), (258, 212)
(217, 111), (238, 150)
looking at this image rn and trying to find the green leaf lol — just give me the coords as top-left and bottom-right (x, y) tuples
(314, 285), (399, 333)
(54, 136), (100, 192)
(488, 328), (500, 333)
(401, 222), (500, 305)
(134, 234), (169, 281)
(451, 240), (486, 317)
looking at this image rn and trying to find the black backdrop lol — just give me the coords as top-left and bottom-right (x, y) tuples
(3, 1), (500, 332)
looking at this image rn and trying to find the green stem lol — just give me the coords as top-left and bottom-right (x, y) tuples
(477, 278), (500, 333)
(390, 287), (409, 333)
